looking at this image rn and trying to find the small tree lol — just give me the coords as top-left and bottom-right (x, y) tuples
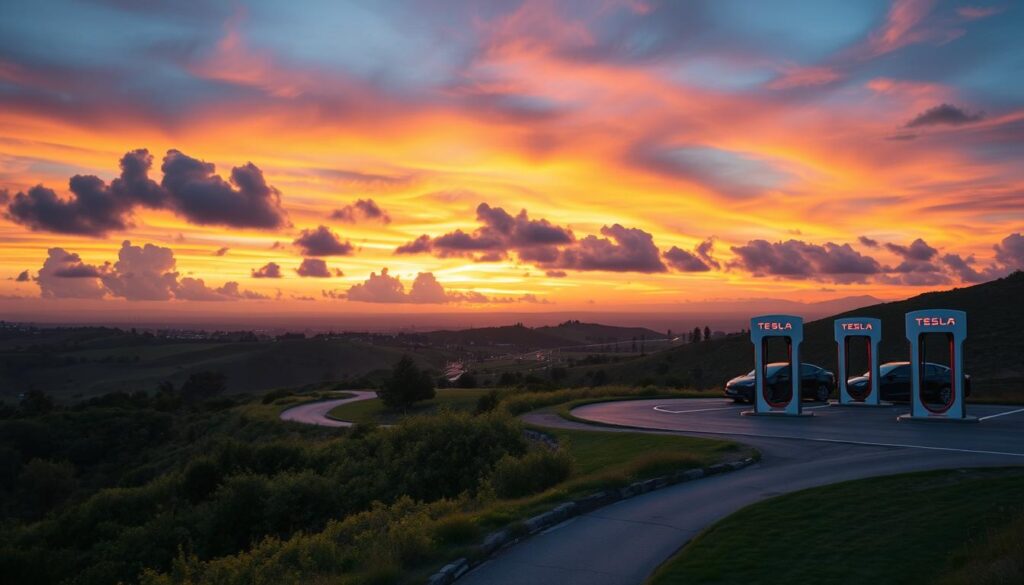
(180, 371), (227, 404)
(19, 389), (53, 416)
(703, 326), (711, 342)
(379, 355), (435, 411)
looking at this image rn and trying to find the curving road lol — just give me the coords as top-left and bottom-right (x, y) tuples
(459, 399), (1024, 585)
(278, 391), (377, 427)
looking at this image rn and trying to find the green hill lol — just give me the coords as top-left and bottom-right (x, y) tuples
(581, 272), (1024, 398)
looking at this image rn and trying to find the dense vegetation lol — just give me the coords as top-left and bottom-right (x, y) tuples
(648, 468), (1024, 585)
(0, 377), (736, 584)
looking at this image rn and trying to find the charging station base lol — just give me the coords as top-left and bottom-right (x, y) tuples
(828, 400), (893, 407)
(897, 414), (979, 423)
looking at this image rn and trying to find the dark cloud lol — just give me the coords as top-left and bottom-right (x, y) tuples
(35, 241), (265, 301)
(214, 247), (229, 256)
(175, 278), (269, 301)
(885, 133), (917, 141)
(885, 238), (938, 261)
(729, 239), (881, 282)
(296, 258), (337, 278)
(344, 267), (494, 304)
(393, 203), (573, 261)
(330, 198), (391, 224)
(545, 270), (567, 278)
(252, 262), (283, 278)
(392, 203), (665, 274)
(548, 224), (666, 273)
(160, 149), (288, 229)
(4, 149), (288, 235)
(664, 247), (711, 272)
(994, 233), (1024, 269)
(858, 236), (879, 248)
(664, 237), (720, 272)
(15, 270), (30, 282)
(905, 104), (984, 128)
(37, 249), (107, 298)
(395, 234), (432, 254)
(346, 268), (410, 303)
(99, 241), (179, 301)
(940, 253), (990, 283)
(883, 238), (945, 278)
(293, 225), (354, 256)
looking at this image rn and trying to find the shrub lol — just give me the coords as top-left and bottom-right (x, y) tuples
(260, 389), (292, 405)
(17, 459), (77, 517)
(489, 448), (573, 499)
(474, 389), (501, 414)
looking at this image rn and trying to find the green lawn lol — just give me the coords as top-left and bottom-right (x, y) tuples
(556, 426), (741, 488)
(648, 468), (1024, 585)
(326, 388), (510, 424)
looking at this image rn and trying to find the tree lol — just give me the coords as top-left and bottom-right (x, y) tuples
(18, 458), (77, 517)
(19, 389), (53, 416)
(179, 371), (227, 404)
(379, 356), (435, 411)
(703, 326), (711, 342)
(691, 327), (701, 344)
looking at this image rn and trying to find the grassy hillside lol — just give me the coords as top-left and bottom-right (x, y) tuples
(585, 272), (1024, 398)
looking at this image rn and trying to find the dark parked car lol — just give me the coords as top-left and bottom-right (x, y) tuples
(847, 361), (971, 403)
(725, 362), (835, 404)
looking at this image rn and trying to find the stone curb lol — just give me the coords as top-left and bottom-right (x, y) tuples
(426, 455), (758, 585)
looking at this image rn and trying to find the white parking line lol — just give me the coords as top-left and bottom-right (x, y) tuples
(979, 407), (1024, 421)
(653, 404), (742, 414)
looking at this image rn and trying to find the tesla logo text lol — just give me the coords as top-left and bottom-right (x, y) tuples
(841, 323), (873, 330)
(758, 322), (793, 330)
(915, 317), (956, 327)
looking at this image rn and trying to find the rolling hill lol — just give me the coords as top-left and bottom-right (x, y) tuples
(422, 321), (665, 351)
(580, 271), (1024, 398)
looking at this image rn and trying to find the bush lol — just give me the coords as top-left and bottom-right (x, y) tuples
(489, 448), (573, 499)
(474, 389), (501, 414)
(18, 459), (77, 518)
(260, 389), (292, 405)
(180, 372), (227, 404)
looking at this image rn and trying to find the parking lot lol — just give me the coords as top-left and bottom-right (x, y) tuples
(573, 399), (1024, 457)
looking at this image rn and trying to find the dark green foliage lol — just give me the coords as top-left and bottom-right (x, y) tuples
(0, 401), (526, 585)
(475, 389), (502, 414)
(378, 355), (435, 411)
(17, 459), (77, 516)
(455, 371), (477, 388)
(19, 389), (54, 415)
(260, 388), (292, 404)
(179, 371), (227, 404)
(489, 448), (573, 499)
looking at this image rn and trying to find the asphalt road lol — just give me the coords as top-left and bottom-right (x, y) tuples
(278, 391), (376, 427)
(459, 399), (1024, 585)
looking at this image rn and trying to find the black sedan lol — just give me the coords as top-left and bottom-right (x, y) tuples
(725, 362), (835, 404)
(847, 361), (971, 403)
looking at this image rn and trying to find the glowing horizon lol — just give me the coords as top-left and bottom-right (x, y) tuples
(1, 1), (1022, 318)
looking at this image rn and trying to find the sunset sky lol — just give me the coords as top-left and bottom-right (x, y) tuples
(1, 0), (1022, 323)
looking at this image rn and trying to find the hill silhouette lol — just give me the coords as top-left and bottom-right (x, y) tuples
(582, 271), (1024, 398)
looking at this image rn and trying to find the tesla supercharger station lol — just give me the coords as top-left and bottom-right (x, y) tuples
(743, 314), (811, 417)
(833, 317), (889, 406)
(898, 309), (976, 423)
